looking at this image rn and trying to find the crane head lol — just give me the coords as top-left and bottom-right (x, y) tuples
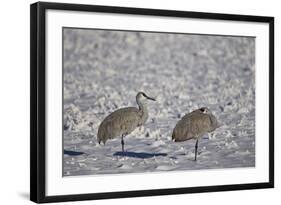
(199, 107), (210, 114)
(137, 92), (156, 102)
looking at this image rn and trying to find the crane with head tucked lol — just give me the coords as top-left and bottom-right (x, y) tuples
(172, 107), (219, 161)
(97, 92), (156, 152)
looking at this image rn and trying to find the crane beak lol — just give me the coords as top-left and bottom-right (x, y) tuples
(146, 96), (156, 101)
(142, 92), (156, 101)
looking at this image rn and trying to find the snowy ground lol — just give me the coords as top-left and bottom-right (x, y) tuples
(63, 28), (255, 176)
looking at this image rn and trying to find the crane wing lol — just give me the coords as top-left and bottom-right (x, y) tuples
(97, 107), (140, 144)
(172, 111), (213, 142)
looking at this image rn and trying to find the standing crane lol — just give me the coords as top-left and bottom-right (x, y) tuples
(172, 107), (218, 161)
(97, 92), (156, 152)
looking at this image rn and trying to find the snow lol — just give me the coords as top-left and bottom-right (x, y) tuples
(63, 28), (255, 176)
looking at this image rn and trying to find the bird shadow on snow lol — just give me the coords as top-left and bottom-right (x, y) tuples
(64, 150), (84, 156)
(113, 151), (167, 159)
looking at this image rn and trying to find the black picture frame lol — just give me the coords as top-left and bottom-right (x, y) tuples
(30, 1), (274, 203)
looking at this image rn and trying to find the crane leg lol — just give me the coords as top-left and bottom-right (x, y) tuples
(121, 135), (125, 153)
(194, 139), (199, 161)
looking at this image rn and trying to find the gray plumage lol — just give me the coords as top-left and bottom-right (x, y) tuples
(172, 107), (218, 160)
(97, 92), (155, 152)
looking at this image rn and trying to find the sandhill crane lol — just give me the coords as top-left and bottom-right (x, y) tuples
(97, 92), (156, 152)
(172, 107), (218, 161)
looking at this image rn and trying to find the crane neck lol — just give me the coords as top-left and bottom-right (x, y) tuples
(136, 97), (148, 114)
(136, 95), (149, 125)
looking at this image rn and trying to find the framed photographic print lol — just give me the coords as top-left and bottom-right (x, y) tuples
(30, 1), (274, 203)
